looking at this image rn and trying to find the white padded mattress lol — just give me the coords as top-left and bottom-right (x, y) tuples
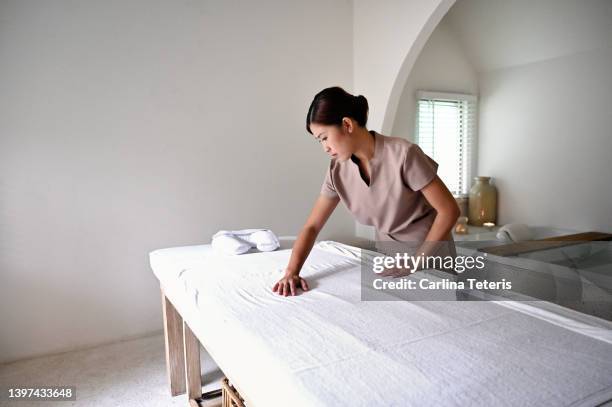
(149, 241), (612, 407)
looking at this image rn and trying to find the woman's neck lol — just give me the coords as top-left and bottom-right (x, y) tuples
(352, 128), (375, 163)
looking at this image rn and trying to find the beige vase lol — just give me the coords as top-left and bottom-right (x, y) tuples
(468, 176), (497, 226)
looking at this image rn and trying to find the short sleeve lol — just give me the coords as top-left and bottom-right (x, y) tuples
(402, 144), (438, 191)
(320, 163), (339, 198)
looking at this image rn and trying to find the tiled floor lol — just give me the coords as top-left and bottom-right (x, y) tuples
(0, 334), (223, 407)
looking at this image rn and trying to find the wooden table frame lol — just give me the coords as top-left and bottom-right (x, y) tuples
(162, 287), (223, 406)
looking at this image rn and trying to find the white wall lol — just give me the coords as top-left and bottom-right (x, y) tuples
(386, 0), (612, 233)
(0, 0), (354, 363)
(441, 0), (612, 232)
(352, 0), (454, 134)
(391, 19), (478, 142)
(478, 46), (612, 232)
(444, 0), (612, 73)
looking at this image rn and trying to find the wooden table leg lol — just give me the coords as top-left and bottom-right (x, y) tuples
(183, 321), (202, 403)
(162, 288), (186, 396)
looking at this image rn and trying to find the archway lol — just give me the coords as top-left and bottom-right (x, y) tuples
(381, 0), (456, 135)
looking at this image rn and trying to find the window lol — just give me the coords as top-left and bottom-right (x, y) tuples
(415, 91), (477, 197)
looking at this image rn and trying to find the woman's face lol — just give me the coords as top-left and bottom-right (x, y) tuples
(309, 120), (353, 161)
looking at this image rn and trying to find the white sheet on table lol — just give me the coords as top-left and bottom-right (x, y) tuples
(150, 241), (612, 407)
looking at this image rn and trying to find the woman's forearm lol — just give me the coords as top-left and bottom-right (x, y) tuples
(425, 210), (458, 242)
(418, 209), (459, 258)
(418, 177), (460, 257)
(285, 226), (319, 276)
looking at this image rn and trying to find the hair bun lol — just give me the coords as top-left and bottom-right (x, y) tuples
(353, 95), (369, 124)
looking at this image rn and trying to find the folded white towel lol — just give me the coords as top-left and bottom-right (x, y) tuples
(496, 224), (534, 242)
(212, 234), (252, 255)
(212, 229), (280, 255)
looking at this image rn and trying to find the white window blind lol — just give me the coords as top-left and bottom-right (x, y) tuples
(415, 91), (477, 196)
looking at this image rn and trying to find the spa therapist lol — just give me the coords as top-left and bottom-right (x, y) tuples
(273, 87), (460, 296)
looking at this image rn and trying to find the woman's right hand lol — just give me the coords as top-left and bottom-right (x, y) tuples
(272, 272), (309, 296)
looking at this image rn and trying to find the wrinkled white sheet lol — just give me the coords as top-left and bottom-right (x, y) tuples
(150, 241), (612, 407)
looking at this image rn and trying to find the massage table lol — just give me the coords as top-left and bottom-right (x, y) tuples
(149, 240), (612, 406)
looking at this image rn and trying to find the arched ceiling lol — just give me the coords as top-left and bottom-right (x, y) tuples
(443, 0), (612, 73)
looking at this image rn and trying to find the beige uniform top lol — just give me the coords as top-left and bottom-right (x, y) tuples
(321, 131), (456, 256)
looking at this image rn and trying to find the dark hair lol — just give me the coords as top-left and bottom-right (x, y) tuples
(306, 86), (369, 134)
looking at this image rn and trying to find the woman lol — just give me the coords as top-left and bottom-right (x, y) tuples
(273, 87), (460, 296)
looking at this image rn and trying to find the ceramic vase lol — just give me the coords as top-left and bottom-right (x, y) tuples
(468, 176), (497, 226)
